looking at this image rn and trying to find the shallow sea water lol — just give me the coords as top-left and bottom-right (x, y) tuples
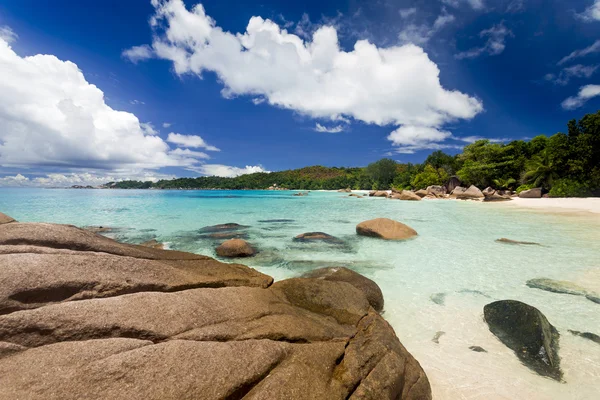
(1, 188), (599, 399)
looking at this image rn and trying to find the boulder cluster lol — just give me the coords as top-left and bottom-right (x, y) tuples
(0, 212), (431, 400)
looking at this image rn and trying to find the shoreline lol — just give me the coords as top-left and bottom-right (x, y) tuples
(490, 197), (600, 216)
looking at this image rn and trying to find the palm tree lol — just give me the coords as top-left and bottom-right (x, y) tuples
(521, 150), (559, 190)
(493, 177), (517, 190)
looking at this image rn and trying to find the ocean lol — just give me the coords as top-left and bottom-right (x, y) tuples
(1, 188), (599, 399)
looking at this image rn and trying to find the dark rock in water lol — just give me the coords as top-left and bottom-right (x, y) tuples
(496, 238), (541, 246)
(430, 293), (446, 305)
(215, 239), (256, 258)
(458, 289), (491, 298)
(302, 267), (384, 312)
(432, 331), (445, 344)
(469, 346), (487, 353)
(0, 212), (15, 225)
(484, 300), (562, 381)
(293, 232), (344, 245)
(568, 330), (600, 345)
(0, 218), (433, 399)
(197, 231), (249, 240)
(198, 223), (248, 233)
(526, 278), (589, 297)
(586, 295), (600, 304)
(258, 219), (295, 223)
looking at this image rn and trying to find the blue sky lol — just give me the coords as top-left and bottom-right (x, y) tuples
(0, 0), (599, 186)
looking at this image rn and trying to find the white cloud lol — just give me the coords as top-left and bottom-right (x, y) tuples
(140, 122), (159, 135)
(577, 0), (600, 22)
(194, 164), (269, 177)
(0, 26), (17, 44)
(561, 84), (600, 110)
(456, 22), (513, 59)
(126, 0), (482, 151)
(506, 0), (525, 13)
(456, 135), (511, 143)
(0, 172), (176, 187)
(130, 99), (145, 105)
(442, 0), (485, 10)
(162, 122), (172, 128)
(314, 123), (344, 133)
(399, 8), (417, 19)
(544, 64), (598, 85)
(0, 35), (201, 171)
(387, 126), (453, 153)
(398, 12), (455, 46)
(122, 44), (154, 63)
(252, 97), (265, 105)
(558, 40), (600, 65)
(168, 147), (210, 159)
(166, 133), (220, 151)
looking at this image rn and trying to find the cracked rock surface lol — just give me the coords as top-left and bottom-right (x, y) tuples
(0, 213), (431, 400)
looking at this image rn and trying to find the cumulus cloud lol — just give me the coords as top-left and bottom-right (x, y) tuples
(125, 0), (482, 153)
(442, 0), (485, 10)
(398, 11), (455, 46)
(544, 64), (598, 85)
(122, 44), (154, 63)
(577, 0), (600, 22)
(0, 172), (176, 187)
(166, 133), (220, 151)
(561, 84), (600, 109)
(387, 126), (453, 153)
(193, 164), (269, 178)
(314, 123), (344, 133)
(162, 122), (172, 128)
(558, 40), (600, 65)
(140, 122), (159, 135)
(0, 36), (210, 171)
(168, 147), (210, 159)
(399, 8), (417, 19)
(0, 26), (17, 44)
(456, 22), (513, 59)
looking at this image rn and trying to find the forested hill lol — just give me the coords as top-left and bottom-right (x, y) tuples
(105, 111), (600, 197)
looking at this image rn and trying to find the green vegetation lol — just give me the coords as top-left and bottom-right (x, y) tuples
(106, 112), (600, 197)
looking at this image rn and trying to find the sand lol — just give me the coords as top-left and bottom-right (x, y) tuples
(497, 197), (600, 215)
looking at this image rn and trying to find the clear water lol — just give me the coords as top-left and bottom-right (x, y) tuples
(1, 188), (599, 399)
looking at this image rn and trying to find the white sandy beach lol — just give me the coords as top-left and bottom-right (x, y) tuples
(496, 197), (600, 215)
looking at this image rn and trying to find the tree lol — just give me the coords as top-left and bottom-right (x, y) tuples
(411, 164), (449, 189)
(424, 151), (458, 175)
(521, 149), (559, 190)
(366, 158), (398, 189)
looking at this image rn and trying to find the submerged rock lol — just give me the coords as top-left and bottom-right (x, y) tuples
(293, 232), (344, 245)
(302, 267), (384, 312)
(0, 217), (432, 399)
(496, 238), (541, 246)
(215, 239), (256, 258)
(197, 231), (249, 240)
(258, 219), (295, 223)
(348, 193), (363, 198)
(469, 346), (487, 353)
(568, 330), (600, 345)
(139, 239), (164, 250)
(430, 293), (446, 305)
(526, 278), (599, 305)
(432, 331), (445, 344)
(0, 212), (15, 225)
(356, 218), (418, 241)
(519, 188), (542, 198)
(483, 300), (562, 381)
(198, 223), (248, 233)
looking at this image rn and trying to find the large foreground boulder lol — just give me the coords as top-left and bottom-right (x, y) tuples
(216, 239), (256, 258)
(0, 214), (431, 400)
(0, 212), (15, 225)
(356, 218), (418, 240)
(302, 267), (384, 312)
(519, 188), (542, 198)
(484, 300), (562, 381)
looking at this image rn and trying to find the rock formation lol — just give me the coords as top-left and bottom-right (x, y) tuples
(0, 213), (431, 399)
(215, 238), (256, 258)
(519, 188), (542, 198)
(356, 218), (418, 240)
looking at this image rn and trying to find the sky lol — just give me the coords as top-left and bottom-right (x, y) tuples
(0, 0), (599, 186)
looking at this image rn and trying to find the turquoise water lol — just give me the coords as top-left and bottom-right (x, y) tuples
(1, 188), (599, 399)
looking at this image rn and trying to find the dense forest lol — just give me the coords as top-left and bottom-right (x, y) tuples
(106, 112), (600, 197)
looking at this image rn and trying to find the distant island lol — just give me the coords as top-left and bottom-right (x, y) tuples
(100, 112), (600, 198)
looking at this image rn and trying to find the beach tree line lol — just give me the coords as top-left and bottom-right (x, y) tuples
(107, 111), (600, 197)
